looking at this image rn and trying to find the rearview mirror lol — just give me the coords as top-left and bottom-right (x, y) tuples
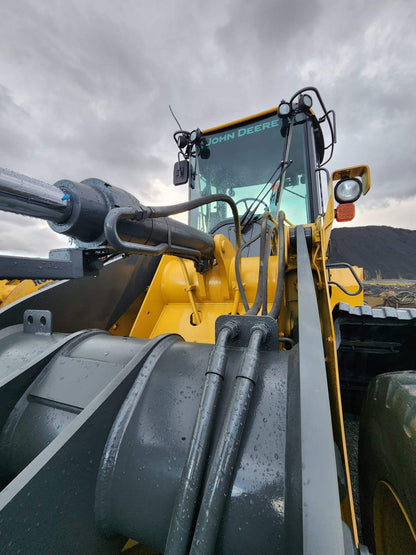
(173, 160), (189, 186)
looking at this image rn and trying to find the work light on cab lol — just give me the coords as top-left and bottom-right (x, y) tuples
(298, 93), (313, 111)
(334, 177), (362, 204)
(190, 129), (202, 144)
(277, 100), (291, 117)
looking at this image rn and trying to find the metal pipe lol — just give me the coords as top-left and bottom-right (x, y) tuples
(147, 194), (242, 250)
(165, 322), (238, 555)
(246, 213), (269, 316)
(268, 211), (286, 319)
(177, 257), (201, 326)
(189, 324), (268, 554)
(0, 167), (70, 223)
(234, 232), (262, 312)
(261, 226), (274, 315)
(104, 206), (215, 263)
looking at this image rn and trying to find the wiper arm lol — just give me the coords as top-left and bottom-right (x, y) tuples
(240, 115), (295, 232)
(240, 160), (292, 231)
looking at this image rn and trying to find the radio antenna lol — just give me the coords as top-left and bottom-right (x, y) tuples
(169, 105), (183, 131)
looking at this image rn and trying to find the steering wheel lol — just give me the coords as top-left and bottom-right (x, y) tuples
(235, 198), (269, 213)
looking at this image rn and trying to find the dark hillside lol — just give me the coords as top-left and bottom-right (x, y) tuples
(329, 226), (416, 279)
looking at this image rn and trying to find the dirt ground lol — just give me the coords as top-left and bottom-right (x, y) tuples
(363, 279), (416, 308)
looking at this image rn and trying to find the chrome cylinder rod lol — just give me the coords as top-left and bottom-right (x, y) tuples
(0, 167), (70, 223)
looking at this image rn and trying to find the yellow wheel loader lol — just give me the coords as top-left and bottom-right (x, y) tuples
(0, 279), (52, 309)
(0, 87), (414, 554)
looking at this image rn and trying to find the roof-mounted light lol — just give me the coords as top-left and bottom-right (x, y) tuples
(298, 93), (313, 111)
(334, 177), (362, 204)
(277, 101), (291, 117)
(190, 128), (202, 144)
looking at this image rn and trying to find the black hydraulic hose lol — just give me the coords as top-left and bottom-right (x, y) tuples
(268, 211), (286, 320)
(189, 324), (268, 555)
(261, 226), (274, 315)
(279, 336), (295, 348)
(165, 321), (239, 555)
(234, 232), (262, 312)
(147, 194), (241, 250)
(246, 213), (270, 316)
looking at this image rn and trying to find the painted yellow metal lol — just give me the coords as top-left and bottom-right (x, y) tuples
(109, 291), (147, 336)
(202, 107), (278, 135)
(321, 164), (371, 258)
(0, 279), (20, 306)
(129, 234), (280, 344)
(329, 267), (364, 308)
(314, 218), (359, 545)
(332, 164), (371, 195)
(0, 279), (52, 309)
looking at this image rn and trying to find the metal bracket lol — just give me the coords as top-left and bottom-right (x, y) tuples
(289, 225), (312, 249)
(23, 310), (53, 335)
(0, 248), (109, 280)
(327, 262), (363, 296)
(215, 314), (279, 351)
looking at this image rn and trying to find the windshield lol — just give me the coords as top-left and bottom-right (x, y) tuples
(189, 112), (311, 232)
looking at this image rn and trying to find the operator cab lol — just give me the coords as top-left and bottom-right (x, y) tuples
(173, 89), (336, 254)
(191, 111), (312, 230)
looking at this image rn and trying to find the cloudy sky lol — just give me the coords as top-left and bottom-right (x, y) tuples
(0, 0), (415, 256)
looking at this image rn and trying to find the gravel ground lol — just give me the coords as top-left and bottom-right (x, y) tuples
(364, 280), (416, 308)
(344, 412), (362, 541)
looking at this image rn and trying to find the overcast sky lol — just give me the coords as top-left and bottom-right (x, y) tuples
(0, 0), (415, 256)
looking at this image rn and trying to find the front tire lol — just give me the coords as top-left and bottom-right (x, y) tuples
(359, 371), (416, 554)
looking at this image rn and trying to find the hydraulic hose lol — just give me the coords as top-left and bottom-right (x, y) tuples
(147, 194), (242, 250)
(268, 211), (286, 319)
(234, 232), (262, 312)
(261, 225), (274, 315)
(189, 324), (268, 555)
(246, 212), (270, 316)
(165, 321), (239, 555)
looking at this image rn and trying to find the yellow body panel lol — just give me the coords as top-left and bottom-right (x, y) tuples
(332, 164), (371, 195)
(0, 279), (20, 305)
(314, 219), (359, 544)
(129, 236), (280, 343)
(329, 267), (364, 308)
(0, 279), (52, 308)
(203, 107), (278, 134)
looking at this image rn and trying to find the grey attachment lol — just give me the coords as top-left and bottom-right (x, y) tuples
(215, 314), (278, 351)
(295, 225), (344, 553)
(23, 310), (52, 335)
(0, 248), (101, 280)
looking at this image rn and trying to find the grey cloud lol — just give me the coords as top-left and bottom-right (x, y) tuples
(0, 0), (415, 256)
(0, 212), (68, 256)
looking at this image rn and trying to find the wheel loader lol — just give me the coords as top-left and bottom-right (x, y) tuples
(0, 87), (415, 554)
(0, 279), (52, 309)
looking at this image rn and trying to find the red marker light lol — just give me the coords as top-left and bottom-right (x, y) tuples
(335, 203), (355, 222)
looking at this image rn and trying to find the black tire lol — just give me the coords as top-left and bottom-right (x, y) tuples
(359, 371), (416, 554)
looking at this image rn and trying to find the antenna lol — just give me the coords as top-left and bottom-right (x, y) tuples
(169, 105), (183, 131)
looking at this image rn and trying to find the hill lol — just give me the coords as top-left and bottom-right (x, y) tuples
(329, 226), (416, 280)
